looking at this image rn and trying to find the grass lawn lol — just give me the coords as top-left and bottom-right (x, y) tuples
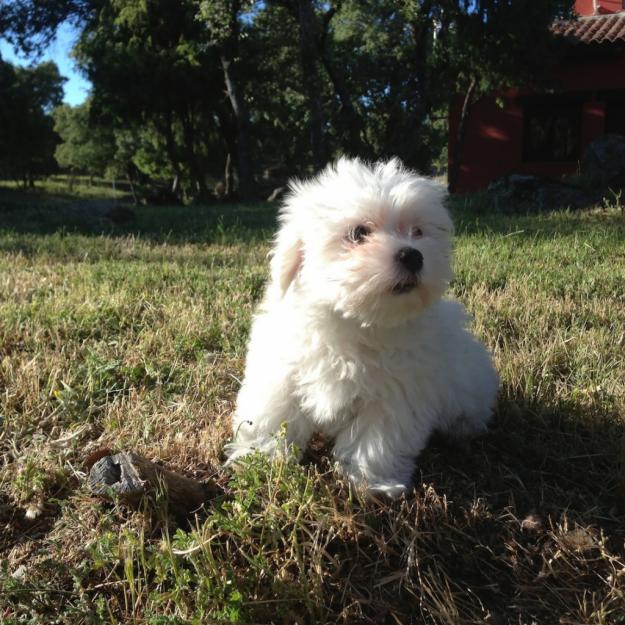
(1, 185), (624, 624)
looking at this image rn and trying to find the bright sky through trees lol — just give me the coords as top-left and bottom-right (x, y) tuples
(0, 22), (89, 105)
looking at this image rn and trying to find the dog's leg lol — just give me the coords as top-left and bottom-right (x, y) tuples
(332, 403), (430, 498)
(225, 379), (313, 464)
(439, 409), (493, 441)
(435, 329), (499, 441)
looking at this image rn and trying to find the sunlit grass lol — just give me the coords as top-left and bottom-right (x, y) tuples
(0, 175), (125, 200)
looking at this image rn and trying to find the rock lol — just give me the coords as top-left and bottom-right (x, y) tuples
(488, 174), (543, 202)
(488, 174), (599, 211)
(581, 134), (625, 187)
(534, 182), (599, 211)
(105, 205), (136, 224)
(488, 134), (625, 210)
(88, 450), (214, 515)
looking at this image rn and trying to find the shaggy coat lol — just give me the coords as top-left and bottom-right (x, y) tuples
(226, 158), (498, 497)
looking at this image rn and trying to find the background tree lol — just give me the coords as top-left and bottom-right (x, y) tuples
(73, 0), (226, 200)
(437, 0), (574, 192)
(2, 0), (576, 198)
(198, 0), (256, 200)
(53, 101), (115, 184)
(0, 59), (64, 186)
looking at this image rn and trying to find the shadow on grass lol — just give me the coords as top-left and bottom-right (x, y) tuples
(0, 187), (278, 246)
(421, 399), (625, 526)
(410, 397), (625, 621)
(4, 393), (624, 624)
(306, 392), (625, 538)
(301, 393), (625, 623)
(4, 187), (625, 248)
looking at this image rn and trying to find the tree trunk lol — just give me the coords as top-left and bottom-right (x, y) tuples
(224, 152), (234, 198)
(215, 105), (239, 200)
(181, 108), (209, 200)
(297, 0), (326, 169)
(320, 59), (367, 156)
(126, 170), (139, 205)
(158, 117), (185, 199)
(317, 7), (367, 156)
(218, 0), (255, 201)
(409, 2), (434, 133)
(220, 53), (255, 200)
(448, 77), (477, 194)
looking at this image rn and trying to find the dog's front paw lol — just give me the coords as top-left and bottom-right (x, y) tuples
(224, 430), (306, 468)
(364, 479), (410, 499)
(223, 440), (255, 466)
(223, 435), (278, 465)
(344, 469), (411, 499)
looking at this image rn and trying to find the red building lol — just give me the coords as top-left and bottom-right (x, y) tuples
(448, 0), (625, 193)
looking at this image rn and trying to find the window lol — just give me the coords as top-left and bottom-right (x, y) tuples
(523, 101), (582, 163)
(605, 93), (625, 136)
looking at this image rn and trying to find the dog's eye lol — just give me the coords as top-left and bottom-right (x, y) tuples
(348, 225), (371, 243)
(410, 226), (424, 238)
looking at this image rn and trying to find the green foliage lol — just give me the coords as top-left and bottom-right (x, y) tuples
(0, 58), (64, 184)
(1, 0), (579, 195)
(73, 0), (226, 198)
(199, 0), (251, 45)
(53, 101), (116, 177)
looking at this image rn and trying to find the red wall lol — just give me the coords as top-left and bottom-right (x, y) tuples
(449, 95), (524, 193)
(575, 0), (624, 14)
(576, 0), (595, 15)
(597, 0), (624, 13)
(449, 53), (625, 193)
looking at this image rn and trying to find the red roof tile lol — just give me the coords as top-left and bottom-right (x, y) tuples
(553, 13), (625, 44)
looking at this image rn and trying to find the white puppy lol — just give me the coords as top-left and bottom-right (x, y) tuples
(226, 158), (498, 497)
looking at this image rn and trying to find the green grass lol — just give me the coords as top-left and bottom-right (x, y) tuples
(1, 175), (127, 201)
(1, 184), (625, 624)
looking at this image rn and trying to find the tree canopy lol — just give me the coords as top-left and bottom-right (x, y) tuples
(2, 0), (575, 199)
(0, 57), (64, 185)
(53, 101), (115, 177)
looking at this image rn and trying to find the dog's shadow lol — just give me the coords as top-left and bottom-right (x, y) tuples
(425, 407), (624, 521)
(302, 397), (625, 621)
(305, 395), (625, 532)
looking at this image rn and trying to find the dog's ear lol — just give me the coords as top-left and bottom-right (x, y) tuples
(269, 221), (303, 297)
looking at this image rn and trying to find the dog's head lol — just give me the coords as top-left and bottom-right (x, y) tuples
(268, 157), (454, 327)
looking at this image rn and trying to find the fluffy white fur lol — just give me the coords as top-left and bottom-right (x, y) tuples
(225, 157), (498, 497)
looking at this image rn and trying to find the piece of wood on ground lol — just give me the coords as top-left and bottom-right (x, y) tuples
(88, 451), (216, 515)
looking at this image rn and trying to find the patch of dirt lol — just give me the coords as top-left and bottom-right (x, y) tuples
(64, 198), (114, 219)
(60, 198), (137, 226)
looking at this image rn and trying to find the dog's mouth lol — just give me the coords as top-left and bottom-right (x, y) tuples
(392, 279), (419, 295)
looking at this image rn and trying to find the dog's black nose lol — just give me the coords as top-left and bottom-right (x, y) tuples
(396, 247), (423, 274)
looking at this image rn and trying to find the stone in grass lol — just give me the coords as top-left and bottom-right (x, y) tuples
(88, 450), (217, 516)
(104, 205), (136, 224)
(488, 174), (599, 211)
(581, 133), (625, 188)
